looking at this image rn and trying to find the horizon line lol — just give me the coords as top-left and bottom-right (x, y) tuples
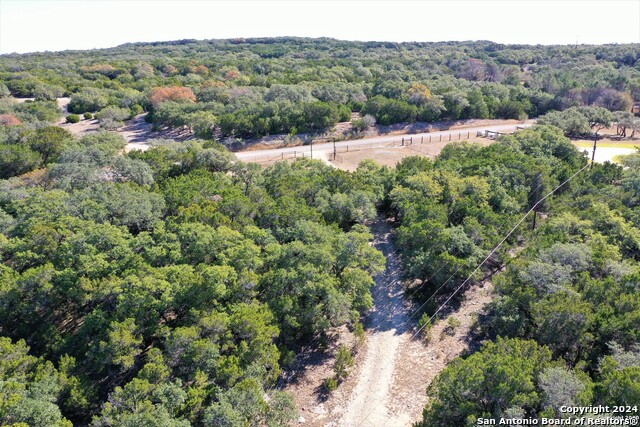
(2, 35), (639, 56)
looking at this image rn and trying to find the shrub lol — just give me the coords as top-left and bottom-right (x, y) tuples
(68, 88), (109, 113)
(324, 377), (338, 392)
(100, 118), (120, 130)
(418, 313), (434, 342)
(130, 104), (144, 116)
(66, 114), (80, 124)
(96, 106), (130, 129)
(352, 114), (376, 133)
(323, 345), (356, 394)
(0, 144), (40, 178)
(443, 317), (461, 337)
(0, 113), (22, 126)
(83, 112), (93, 120)
(353, 321), (366, 349)
(334, 345), (355, 382)
(96, 106), (130, 122)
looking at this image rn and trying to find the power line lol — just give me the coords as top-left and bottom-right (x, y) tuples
(389, 145), (587, 335)
(355, 162), (590, 427)
(409, 163), (589, 340)
(269, 134), (590, 399)
(404, 139), (583, 303)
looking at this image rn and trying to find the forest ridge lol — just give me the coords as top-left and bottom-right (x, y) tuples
(0, 38), (638, 142)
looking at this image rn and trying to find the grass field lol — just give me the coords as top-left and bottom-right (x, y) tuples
(573, 140), (640, 149)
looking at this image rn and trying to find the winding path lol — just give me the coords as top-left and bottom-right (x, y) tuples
(331, 217), (494, 427)
(338, 217), (411, 426)
(282, 216), (494, 427)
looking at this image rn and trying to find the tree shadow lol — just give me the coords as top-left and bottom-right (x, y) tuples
(121, 114), (194, 143)
(276, 338), (337, 403)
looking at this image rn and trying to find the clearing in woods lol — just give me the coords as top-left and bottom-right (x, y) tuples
(285, 217), (493, 426)
(329, 137), (492, 171)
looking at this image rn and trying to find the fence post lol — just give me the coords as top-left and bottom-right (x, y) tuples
(402, 137), (404, 146)
(430, 135), (432, 143)
(410, 137), (413, 145)
(467, 132), (470, 139)
(440, 134), (442, 142)
(458, 132), (461, 140)
(421, 136), (424, 144)
(449, 134), (451, 141)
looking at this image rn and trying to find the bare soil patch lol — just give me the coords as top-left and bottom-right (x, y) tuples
(372, 118), (525, 137)
(55, 111), (193, 152)
(284, 218), (494, 426)
(59, 117), (101, 136)
(282, 325), (363, 426)
(332, 138), (492, 171)
(570, 130), (640, 163)
(571, 127), (640, 149)
(230, 118), (528, 152)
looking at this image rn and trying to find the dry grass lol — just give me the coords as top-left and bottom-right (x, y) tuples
(331, 137), (491, 171)
(573, 140), (640, 150)
(571, 126), (640, 150)
(612, 155), (628, 164)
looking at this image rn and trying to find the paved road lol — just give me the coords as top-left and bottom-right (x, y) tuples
(235, 123), (532, 161)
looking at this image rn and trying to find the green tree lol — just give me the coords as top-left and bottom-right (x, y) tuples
(0, 144), (40, 178)
(91, 379), (190, 427)
(0, 338), (72, 427)
(98, 318), (143, 371)
(68, 88), (109, 113)
(27, 126), (73, 164)
(418, 338), (556, 427)
(539, 367), (593, 418)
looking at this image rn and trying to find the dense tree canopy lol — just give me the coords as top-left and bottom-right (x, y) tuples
(396, 132), (640, 425)
(0, 126), (391, 425)
(1, 38), (638, 141)
(1, 37), (639, 426)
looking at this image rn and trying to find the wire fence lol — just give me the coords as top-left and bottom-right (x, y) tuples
(244, 150), (312, 164)
(328, 130), (483, 162)
(245, 126), (525, 164)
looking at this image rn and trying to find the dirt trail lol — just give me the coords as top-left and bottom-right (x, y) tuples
(335, 218), (494, 427)
(336, 218), (412, 426)
(285, 218), (494, 426)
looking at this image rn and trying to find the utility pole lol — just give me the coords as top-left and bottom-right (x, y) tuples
(590, 133), (598, 168)
(333, 140), (336, 160)
(310, 139), (313, 159)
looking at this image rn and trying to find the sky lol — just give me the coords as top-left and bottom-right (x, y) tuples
(1, 0), (639, 54)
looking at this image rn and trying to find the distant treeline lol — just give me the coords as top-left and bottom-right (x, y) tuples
(1, 38), (638, 140)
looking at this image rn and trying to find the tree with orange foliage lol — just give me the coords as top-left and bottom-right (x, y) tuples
(0, 114), (22, 126)
(223, 69), (241, 80)
(148, 86), (196, 109)
(193, 65), (210, 76)
(164, 64), (179, 76)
